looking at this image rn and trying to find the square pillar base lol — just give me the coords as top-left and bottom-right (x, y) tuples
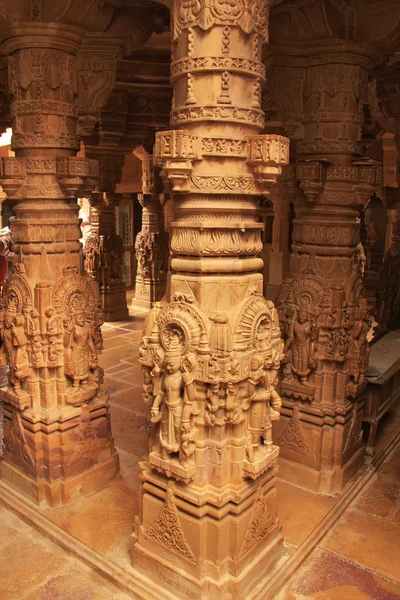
(0, 394), (119, 507)
(131, 463), (283, 600)
(273, 401), (365, 495)
(101, 281), (129, 322)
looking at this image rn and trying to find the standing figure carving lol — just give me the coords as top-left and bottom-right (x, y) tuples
(242, 354), (282, 462)
(150, 334), (197, 462)
(348, 299), (371, 384)
(63, 296), (98, 389)
(2, 298), (30, 392)
(284, 309), (318, 385)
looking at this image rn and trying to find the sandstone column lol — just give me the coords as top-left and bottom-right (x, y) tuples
(131, 2), (289, 598)
(275, 55), (381, 494)
(81, 91), (130, 321)
(375, 64), (400, 333)
(89, 188), (129, 321)
(262, 64), (305, 301)
(132, 146), (168, 309)
(0, 23), (119, 506)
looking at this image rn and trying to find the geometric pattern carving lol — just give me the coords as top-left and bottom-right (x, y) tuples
(239, 486), (275, 558)
(278, 406), (309, 456)
(143, 483), (196, 564)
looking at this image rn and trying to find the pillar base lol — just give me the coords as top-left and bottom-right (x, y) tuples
(132, 276), (166, 311)
(277, 446), (365, 495)
(131, 462), (283, 600)
(101, 281), (129, 322)
(273, 400), (365, 495)
(0, 393), (119, 507)
(131, 295), (152, 311)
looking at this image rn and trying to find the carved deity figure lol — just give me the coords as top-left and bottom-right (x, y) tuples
(84, 231), (101, 279)
(63, 302), (98, 387)
(241, 354), (282, 461)
(135, 231), (154, 279)
(284, 309), (318, 385)
(150, 336), (197, 462)
(2, 300), (30, 390)
(348, 300), (371, 384)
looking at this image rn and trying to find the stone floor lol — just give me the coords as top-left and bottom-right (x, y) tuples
(0, 303), (400, 599)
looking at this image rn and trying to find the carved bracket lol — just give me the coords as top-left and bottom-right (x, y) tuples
(0, 156), (98, 199)
(77, 47), (122, 137)
(296, 159), (382, 205)
(247, 134), (290, 190)
(154, 130), (203, 191)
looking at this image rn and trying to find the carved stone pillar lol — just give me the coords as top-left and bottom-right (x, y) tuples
(81, 91), (130, 321)
(375, 65), (400, 334)
(132, 146), (167, 309)
(262, 64), (305, 302)
(375, 190), (400, 334)
(275, 56), (382, 494)
(89, 187), (129, 322)
(0, 24), (119, 506)
(131, 3), (289, 598)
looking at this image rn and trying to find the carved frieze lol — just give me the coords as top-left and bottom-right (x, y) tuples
(173, 0), (269, 42)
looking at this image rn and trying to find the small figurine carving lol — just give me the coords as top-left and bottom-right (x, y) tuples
(2, 299), (30, 391)
(45, 308), (63, 366)
(205, 382), (224, 426)
(142, 365), (154, 406)
(135, 231), (154, 279)
(348, 299), (371, 384)
(28, 308), (44, 368)
(225, 381), (241, 424)
(84, 231), (101, 279)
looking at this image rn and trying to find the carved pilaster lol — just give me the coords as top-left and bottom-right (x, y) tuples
(131, 2), (289, 598)
(132, 146), (168, 309)
(0, 24), (118, 506)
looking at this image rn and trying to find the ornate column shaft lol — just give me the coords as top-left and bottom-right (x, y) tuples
(275, 54), (382, 494)
(131, 2), (289, 599)
(0, 24), (118, 506)
(132, 146), (168, 309)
